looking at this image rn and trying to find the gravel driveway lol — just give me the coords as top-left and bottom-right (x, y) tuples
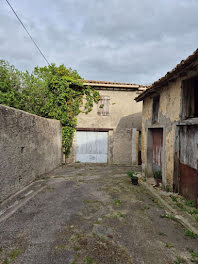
(0, 165), (197, 264)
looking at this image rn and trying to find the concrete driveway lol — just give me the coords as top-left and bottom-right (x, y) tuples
(0, 165), (197, 264)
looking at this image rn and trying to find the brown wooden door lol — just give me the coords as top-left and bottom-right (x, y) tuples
(152, 128), (163, 171)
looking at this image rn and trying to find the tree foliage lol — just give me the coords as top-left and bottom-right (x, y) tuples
(0, 60), (100, 155)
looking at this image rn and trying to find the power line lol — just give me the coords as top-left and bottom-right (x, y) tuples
(5, 0), (50, 65)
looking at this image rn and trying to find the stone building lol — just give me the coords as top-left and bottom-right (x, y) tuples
(68, 80), (146, 165)
(136, 49), (198, 206)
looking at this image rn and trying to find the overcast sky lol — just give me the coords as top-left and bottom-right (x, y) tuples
(1, 0), (198, 84)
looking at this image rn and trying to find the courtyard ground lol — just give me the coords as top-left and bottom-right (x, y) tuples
(0, 165), (198, 264)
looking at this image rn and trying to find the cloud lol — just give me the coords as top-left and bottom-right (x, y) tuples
(0, 0), (198, 84)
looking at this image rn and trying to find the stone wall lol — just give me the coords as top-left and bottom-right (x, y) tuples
(0, 105), (62, 202)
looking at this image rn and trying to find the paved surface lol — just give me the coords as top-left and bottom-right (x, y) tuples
(0, 165), (198, 264)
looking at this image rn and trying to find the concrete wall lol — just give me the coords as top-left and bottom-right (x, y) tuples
(141, 68), (198, 189)
(69, 90), (142, 165)
(0, 105), (62, 202)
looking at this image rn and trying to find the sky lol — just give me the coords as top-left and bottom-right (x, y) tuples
(1, 0), (198, 85)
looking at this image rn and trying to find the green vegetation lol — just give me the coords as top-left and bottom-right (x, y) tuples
(165, 242), (174, 248)
(83, 256), (94, 264)
(184, 200), (195, 208)
(174, 256), (187, 264)
(187, 248), (198, 263)
(117, 212), (126, 218)
(113, 198), (122, 207)
(0, 60), (100, 155)
(153, 170), (162, 180)
(2, 249), (22, 264)
(184, 229), (198, 239)
(158, 232), (167, 236)
(126, 171), (138, 184)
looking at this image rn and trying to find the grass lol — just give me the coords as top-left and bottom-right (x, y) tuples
(187, 248), (198, 263)
(184, 229), (198, 239)
(170, 195), (177, 202)
(73, 246), (81, 252)
(194, 216), (198, 223)
(159, 232), (167, 236)
(188, 209), (198, 215)
(2, 249), (22, 264)
(184, 199), (195, 207)
(165, 242), (174, 248)
(174, 256), (187, 264)
(176, 202), (186, 210)
(113, 198), (122, 207)
(83, 256), (94, 264)
(117, 212), (126, 218)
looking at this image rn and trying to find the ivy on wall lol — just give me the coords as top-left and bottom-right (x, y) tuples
(0, 60), (100, 155)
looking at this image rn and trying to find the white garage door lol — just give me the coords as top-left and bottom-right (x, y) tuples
(76, 131), (108, 163)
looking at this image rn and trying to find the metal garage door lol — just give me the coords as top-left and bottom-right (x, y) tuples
(76, 131), (108, 163)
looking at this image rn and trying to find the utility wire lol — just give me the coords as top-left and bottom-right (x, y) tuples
(5, 0), (50, 65)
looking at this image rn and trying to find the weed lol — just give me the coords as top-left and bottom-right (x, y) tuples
(184, 199), (195, 207)
(159, 232), (167, 236)
(170, 195), (177, 202)
(117, 212), (126, 218)
(174, 256), (187, 264)
(194, 216), (198, 223)
(73, 246), (80, 252)
(2, 249), (22, 264)
(126, 171), (136, 177)
(113, 198), (122, 207)
(188, 209), (198, 215)
(83, 256), (94, 264)
(187, 248), (198, 263)
(165, 242), (174, 248)
(164, 185), (170, 192)
(141, 205), (150, 211)
(176, 202), (186, 210)
(160, 213), (176, 221)
(184, 229), (198, 239)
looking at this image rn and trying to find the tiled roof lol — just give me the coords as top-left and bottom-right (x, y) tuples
(83, 80), (147, 90)
(135, 48), (198, 101)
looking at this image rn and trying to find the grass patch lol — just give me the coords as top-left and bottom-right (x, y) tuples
(159, 232), (167, 236)
(188, 209), (198, 215)
(184, 229), (198, 239)
(83, 256), (94, 264)
(184, 199), (195, 208)
(170, 195), (177, 202)
(2, 249), (22, 264)
(165, 242), (174, 248)
(113, 198), (122, 207)
(117, 212), (126, 218)
(176, 202), (186, 210)
(187, 248), (198, 263)
(174, 256), (187, 264)
(194, 216), (198, 223)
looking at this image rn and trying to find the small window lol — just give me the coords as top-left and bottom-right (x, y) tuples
(152, 95), (160, 124)
(182, 77), (198, 119)
(97, 96), (110, 116)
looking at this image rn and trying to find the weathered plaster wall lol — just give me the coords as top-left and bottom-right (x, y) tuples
(142, 69), (198, 189)
(141, 80), (181, 188)
(69, 90), (142, 165)
(0, 105), (62, 202)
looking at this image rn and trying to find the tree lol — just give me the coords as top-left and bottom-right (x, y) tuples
(0, 60), (22, 108)
(0, 61), (100, 155)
